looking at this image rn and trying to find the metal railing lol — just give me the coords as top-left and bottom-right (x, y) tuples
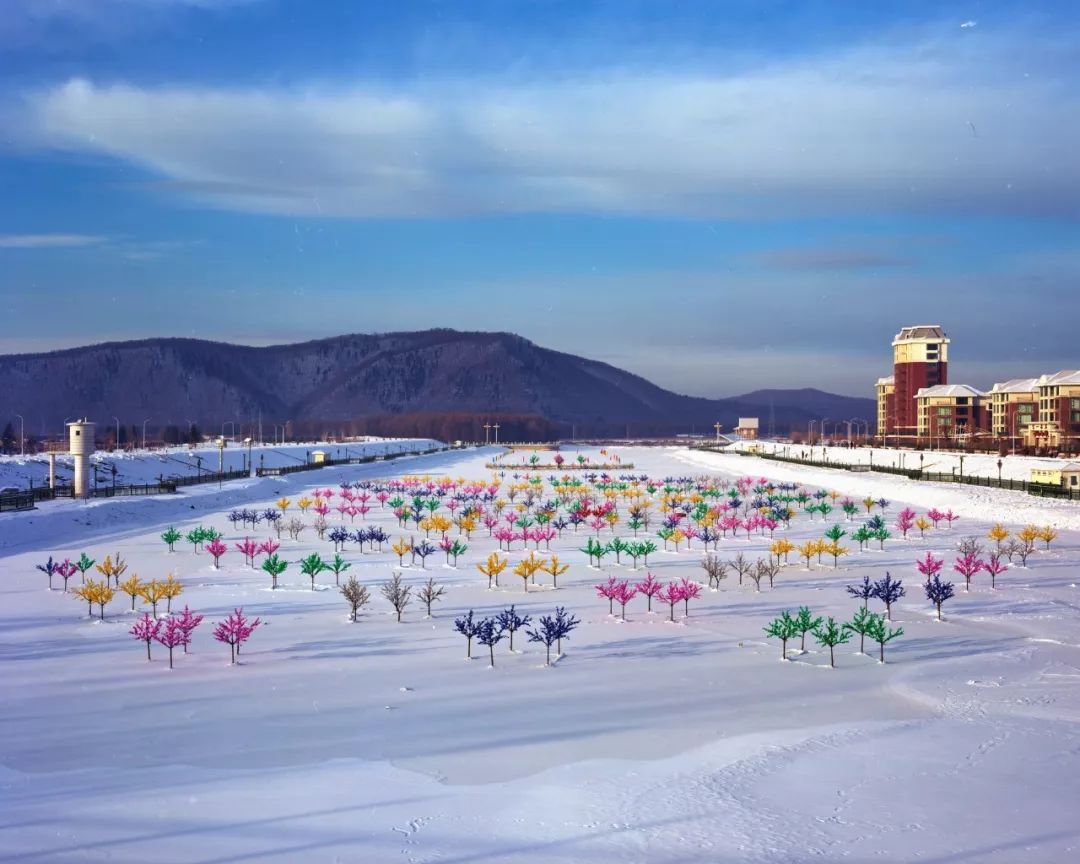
(728, 449), (1080, 502)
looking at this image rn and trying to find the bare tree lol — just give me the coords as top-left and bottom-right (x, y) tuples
(381, 571), (412, 622)
(418, 576), (446, 617)
(341, 576), (371, 622)
(731, 552), (753, 586)
(746, 560), (767, 592)
(759, 559), (781, 588)
(286, 517), (306, 541)
(700, 553), (729, 589)
(957, 537), (984, 558)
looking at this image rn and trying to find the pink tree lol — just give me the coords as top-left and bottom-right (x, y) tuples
(206, 538), (227, 569)
(213, 608), (261, 664)
(657, 581), (685, 622)
(612, 581), (638, 620)
(915, 551), (944, 579)
(174, 605), (204, 653)
(953, 552), (985, 592)
(236, 537), (258, 568)
(56, 558), (78, 592)
(984, 552), (1009, 589)
(943, 510), (959, 529)
(595, 576), (623, 615)
(635, 573), (662, 612)
(129, 612), (162, 661)
(258, 538), (280, 557)
(926, 508), (945, 528)
(677, 578), (702, 616)
(156, 616), (187, 668)
(376, 491), (390, 508)
(895, 507), (917, 539)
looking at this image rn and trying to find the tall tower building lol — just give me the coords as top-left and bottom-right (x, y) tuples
(891, 325), (949, 441)
(67, 419), (96, 499)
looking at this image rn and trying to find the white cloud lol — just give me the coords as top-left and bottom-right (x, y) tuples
(0, 233), (108, 249)
(8, 30), (1080, 220)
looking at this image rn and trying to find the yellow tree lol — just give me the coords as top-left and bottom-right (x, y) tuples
(513, 554), (544, 593)
(915, 516), (932, 538)
(671, 528), (686, 552)
(797, 541), (818, 570)
(1037, 526), (1058, 550)
(276, 496), (291, 514)
(419, 516), (435, 537)
(604, 511), (619, 532)
(95, 553), (128, 587)
(161, 574), (184, 613)
(988, 523), (1009, 548)
(457, 515), (478, 538)
(824, 541), (848, 568)
(138, 579), (168, 617)
(477, 552), (508, 589)
(814, 538), (828, 565)
(119, 574), (144, 611)
(430, 515), (452, 535)
(73, 579), (103, 617)
(392, 537), (413, 567)
(91, 581), (115, 619)
(770, 538), (795, 566)
(539, 554), (569, 588)
(1018, 525), (1040, 551)
(297, 496), (313, 514)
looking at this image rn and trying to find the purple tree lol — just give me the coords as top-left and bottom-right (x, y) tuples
(846, 575), (874, 610)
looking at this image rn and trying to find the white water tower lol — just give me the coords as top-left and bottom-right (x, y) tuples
(67, 419), (96, 499)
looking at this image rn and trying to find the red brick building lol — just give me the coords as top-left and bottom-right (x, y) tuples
(878, 325), (949, 443)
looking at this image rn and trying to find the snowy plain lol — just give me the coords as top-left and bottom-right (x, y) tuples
(1, 445), (1079, 863)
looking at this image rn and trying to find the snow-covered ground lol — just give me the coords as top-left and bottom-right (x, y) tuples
(0, 437), (442, 492)
(738, 438), (1075, 481)
(2, 445), (1079, 862)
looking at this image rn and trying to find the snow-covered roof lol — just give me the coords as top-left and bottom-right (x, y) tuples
(988, 377), (1039, 395)
(915, 384), (985, 399)
(894, 325), (947, 342)
(737, 417), (759, 429)
(1036, 370), (1080, 387)
(876, 375), (895, 387)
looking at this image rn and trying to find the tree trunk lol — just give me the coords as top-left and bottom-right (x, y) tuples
(829, 645), (835, 667)
(146, 640), (151, 661)
(168, 646), (174, 669)
(489, 644), (495, 667)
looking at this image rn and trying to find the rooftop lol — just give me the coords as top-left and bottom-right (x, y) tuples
(1037, 370), (1080, 387)
(876, 375), (895, 386)
(893, 325), (948, 342)
(916, 384), (985, 399)
(988, 377), (1040, 394)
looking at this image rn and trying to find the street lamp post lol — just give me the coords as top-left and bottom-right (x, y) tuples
(483, 423), (491, 445)
(714, 422), (723, 445)
(493, 423), (500, 444)
(142, 418), (152, 450)
(112, 416), (121, 452)
(14, 414), (24, 456)
(997, 458), (1003, 483)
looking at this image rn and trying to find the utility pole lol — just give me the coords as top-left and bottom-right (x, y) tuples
(483, 422), (491, 445)
(142, 418), (152, 450)
(714, 422), (722, 444)
(14, 414), (24, 456)
(493, 423), (500, 444)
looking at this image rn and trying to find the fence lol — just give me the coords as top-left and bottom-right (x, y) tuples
(256, 445), (455, 477)
(0, 491), (35, 512)
(725, 448), (1080, 502)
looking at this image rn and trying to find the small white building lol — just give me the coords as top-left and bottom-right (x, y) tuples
(735, 418), (760, 440)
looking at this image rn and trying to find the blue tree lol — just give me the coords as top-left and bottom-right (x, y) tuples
(923, 575), (955, 620)
(329, 527), (350, 553)
(413, 539), (436, 569)
(872, 572), (905, 620)
(846, 575), (875, 610)
(368, 527), (389, 551)
(527, 615), (560, 666)
(495, 605), (532, 652)
(36, 556), (58, 590)
(454, 610), (481, 659)
(476, 617), (506, 666)
(551, 606), (580, 657)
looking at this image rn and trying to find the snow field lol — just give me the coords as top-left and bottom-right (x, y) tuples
(1, 445), (1079, 862)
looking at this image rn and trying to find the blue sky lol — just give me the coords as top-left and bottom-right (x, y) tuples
(1, 0), (1078, 397)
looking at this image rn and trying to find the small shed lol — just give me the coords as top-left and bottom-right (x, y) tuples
(1030, 463), (1080, 488)
(311, 450), (328, 465)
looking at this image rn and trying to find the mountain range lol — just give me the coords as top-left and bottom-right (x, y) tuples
(0, 330), (874, 440)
